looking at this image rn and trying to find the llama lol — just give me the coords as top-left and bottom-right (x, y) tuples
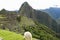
(24, 31), (32, 40)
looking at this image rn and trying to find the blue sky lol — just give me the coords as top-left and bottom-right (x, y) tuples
(0, 0), (60, 11)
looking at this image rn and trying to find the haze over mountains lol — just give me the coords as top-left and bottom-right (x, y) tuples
(43, 7), (60, 24)
(0, 2), (60, 40)
(43, 7), (60, 20)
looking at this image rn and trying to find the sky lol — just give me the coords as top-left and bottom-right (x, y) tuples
(0, 0), (60, 11)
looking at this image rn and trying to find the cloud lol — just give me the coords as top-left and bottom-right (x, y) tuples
(0, 0), (60, 10)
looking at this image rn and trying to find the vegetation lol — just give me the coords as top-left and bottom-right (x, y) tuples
(0, 29), (24, 40)
(16, 15), (59, 40)
(22, 20), (59, 40)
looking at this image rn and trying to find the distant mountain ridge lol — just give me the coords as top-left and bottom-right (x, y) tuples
(43, 7), (60, 19)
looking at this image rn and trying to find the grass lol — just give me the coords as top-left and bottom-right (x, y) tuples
(0, 29), (24, 40)
(0, 15), (6, 19)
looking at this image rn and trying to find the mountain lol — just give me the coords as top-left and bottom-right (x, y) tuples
(19, 2), (57, 33)
(0, 2), (60, 40)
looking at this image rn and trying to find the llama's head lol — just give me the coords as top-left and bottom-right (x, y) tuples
(24, 31), (32, 40)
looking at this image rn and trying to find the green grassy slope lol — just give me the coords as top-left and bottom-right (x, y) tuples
(0, 29), (24, 40)
(0, 29), (36, 40)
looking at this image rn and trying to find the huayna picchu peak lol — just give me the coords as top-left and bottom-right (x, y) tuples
(19, 2), (58, 34)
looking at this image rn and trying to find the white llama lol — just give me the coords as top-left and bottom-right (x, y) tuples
(24, 31), (32, 40)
